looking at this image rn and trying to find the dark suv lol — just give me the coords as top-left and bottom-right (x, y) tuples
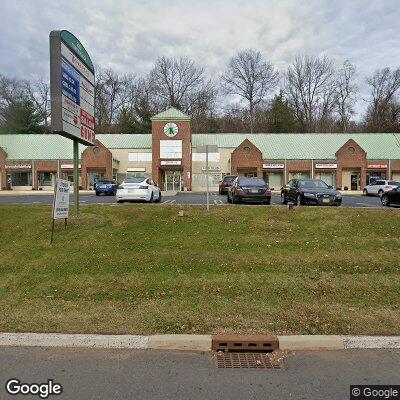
(219, 175), (237, 194)
(94, 180), (118, 196)
(281, 179), (342, 206)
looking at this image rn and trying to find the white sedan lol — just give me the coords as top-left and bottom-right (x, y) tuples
(116, 177), (161, 203)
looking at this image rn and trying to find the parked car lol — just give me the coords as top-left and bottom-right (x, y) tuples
(116, 177), (161, 203)
(227, 177), (271, 204)
(281, 179), (342, 206)
(363, 180), (400, 197)
(95, 180), (118, 196)
(381, 186), (400, 207)
(218, 175), (237, 194)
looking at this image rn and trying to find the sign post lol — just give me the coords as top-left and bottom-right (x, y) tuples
(51, 179), (70, 244)
(50, 30), (95, 215)
(197, 145), (218, 211)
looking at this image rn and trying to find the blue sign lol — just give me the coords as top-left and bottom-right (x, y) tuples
(61, 58), (80, 105)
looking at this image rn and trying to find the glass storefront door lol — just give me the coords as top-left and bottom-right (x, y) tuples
(88, 172), (105, 189)
(164, 171), (182, 191)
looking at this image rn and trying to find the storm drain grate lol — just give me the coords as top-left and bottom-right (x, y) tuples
(215, 352), (280, 369)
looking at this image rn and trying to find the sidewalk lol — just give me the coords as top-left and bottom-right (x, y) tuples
(0, 190), (94, 196)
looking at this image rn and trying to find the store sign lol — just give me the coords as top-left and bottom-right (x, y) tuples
(61, 164), (81, 169)
(52, 179), (70, 219)
(263, 163), (284, 169)
(5, 164), (32, 169)
(367, 164), (387, 169)
(202, 166), (221, 171)
(315, 163), (337, 169)
(50, 30), (95, 145)
(127, 167), (146, 172)
(161, 160), (181, 166)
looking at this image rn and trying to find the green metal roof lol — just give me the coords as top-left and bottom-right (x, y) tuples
(0, 134), (87, 160)
(192, 133), (400, 160)
(96, 134), (151, 149)
(1, 133), (400, 160)
(150, 107), (191, 121)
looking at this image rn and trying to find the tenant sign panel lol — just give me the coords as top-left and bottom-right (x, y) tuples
(53, 179), (70, 219)
(50, 30), (95, 145)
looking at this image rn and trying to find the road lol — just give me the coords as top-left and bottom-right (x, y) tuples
(0, 191), (394, 209)
(0, 348), (399, 399)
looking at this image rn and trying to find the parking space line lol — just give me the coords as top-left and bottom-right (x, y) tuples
(213, 199), (223, 205)
(31, 201), (43, 204)
(162, 199), (176, 204)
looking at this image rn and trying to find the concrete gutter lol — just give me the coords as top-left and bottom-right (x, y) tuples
(1, 333), (400, 351)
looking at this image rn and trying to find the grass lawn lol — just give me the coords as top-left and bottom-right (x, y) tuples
(0, 204), (399, 335)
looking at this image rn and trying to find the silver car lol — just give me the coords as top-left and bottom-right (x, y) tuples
(116, 177), (161, 203)
(363, 180), (400, 197)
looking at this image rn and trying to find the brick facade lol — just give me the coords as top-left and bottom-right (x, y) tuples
(152, 120), (192, 190)
(231, 139), (263, 177)
(0, 147), (6, 190)
(81, 139), (113, 189)
(335, 139), (367, 189)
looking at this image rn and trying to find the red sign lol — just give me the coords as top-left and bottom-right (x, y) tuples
(80, 109), (95, 130)
(81, 125), (95, 143)
(367, 164), (387, 169)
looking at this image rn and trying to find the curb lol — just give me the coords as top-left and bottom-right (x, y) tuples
(0, 333), (148, 349)
(0, 333), (399, 351)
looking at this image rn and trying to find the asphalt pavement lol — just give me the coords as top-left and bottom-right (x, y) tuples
(0, 191), (394, 208)
(0, 348), (399, 399)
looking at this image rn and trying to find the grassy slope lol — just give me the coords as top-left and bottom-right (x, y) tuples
(0, 204), (399, 335)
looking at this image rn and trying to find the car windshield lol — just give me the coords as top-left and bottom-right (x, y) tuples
(223, 176), (236, 183)
(299, 180), (329, 189)
(123, 177), (146, 183)
(388, 181), (400, 186)
(238, 178), (266, 187)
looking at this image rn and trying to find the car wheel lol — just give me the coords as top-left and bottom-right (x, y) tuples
(95, 192), (99, 196)
(296, 194), (302, 206)
(156, 191), (161, 203)
(281, 192), (287, 204)
(378, 189), (384, 198)
(381, 194), (390, 207)
(264, 199), (271, 205)
(117, 200), (123, 204)
(149, 193), (154, 203)
(363, 189), (368, 196)
(218, 188), (222, 195)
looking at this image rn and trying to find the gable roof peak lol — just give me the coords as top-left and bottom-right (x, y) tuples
(150, 107), (191, 121)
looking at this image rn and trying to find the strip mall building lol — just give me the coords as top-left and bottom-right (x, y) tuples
(1, 107), (400, 191)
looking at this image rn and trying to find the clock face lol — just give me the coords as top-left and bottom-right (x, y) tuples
(164, 122), (179, 137)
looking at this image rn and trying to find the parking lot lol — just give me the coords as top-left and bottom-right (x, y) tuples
(0, 191), (395, 208)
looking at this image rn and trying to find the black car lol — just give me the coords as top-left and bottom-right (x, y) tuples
(218, 175), (237, 194)
(227, 177), (271, 204)
(381, 186), (400, 207)
(281, 179), (342, 206)
(95, 180), (118, 196)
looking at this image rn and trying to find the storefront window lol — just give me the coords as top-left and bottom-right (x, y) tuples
(38, 172), (53, 186)
(11, 172), (32, 186)
(367, 171), (386, 184)
(192, 173), (222, 188)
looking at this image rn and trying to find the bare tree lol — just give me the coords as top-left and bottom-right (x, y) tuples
(26, 78), (50, 127)
(221, 49), (278, 133)
(285, 55), (336, 132)
(364, 67), (400, 132)
(94, 68), (135, 132)
(335, 61), (357, 132)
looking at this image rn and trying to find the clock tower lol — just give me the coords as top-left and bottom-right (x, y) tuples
(151, 107), (192, 191)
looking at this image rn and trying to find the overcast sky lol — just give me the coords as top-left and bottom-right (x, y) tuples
(0, 0), (399, 117)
